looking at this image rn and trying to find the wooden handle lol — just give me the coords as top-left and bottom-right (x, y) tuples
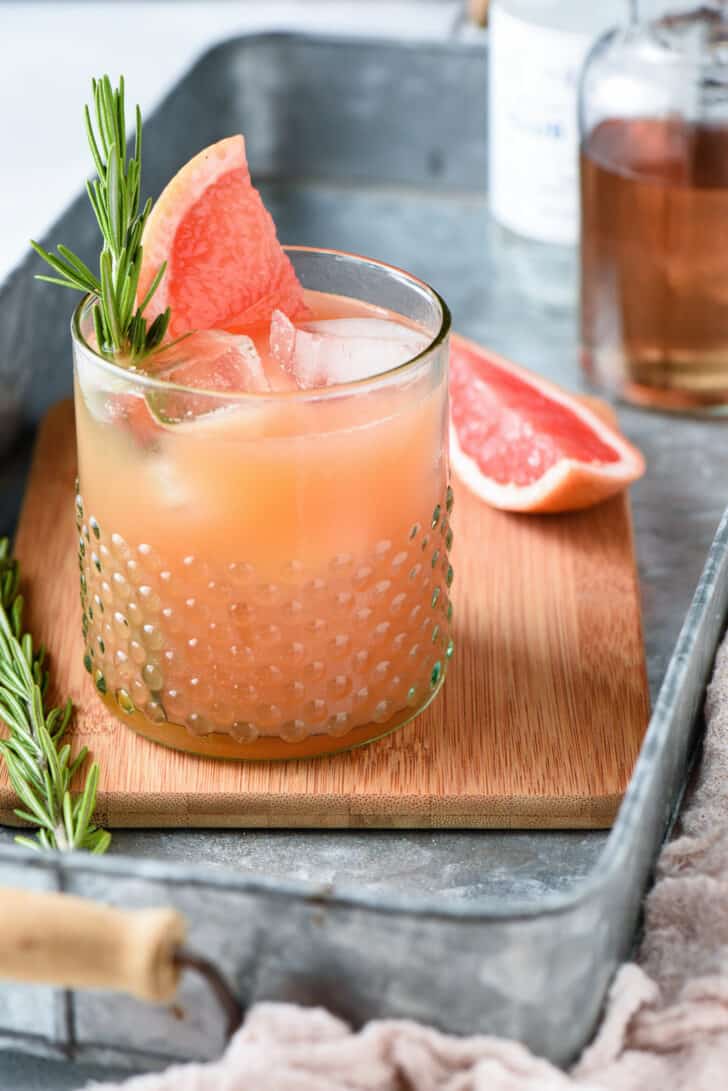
(0, 888), (186, 1002)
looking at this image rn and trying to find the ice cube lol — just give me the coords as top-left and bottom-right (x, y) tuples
(270, 310), (297, 368)
(270, 312), (429, 390)
(145, 330), (270, 423)
(303, 318), (427, 342)
(148, 454), (193, 509)
(151, 330), (269, 394)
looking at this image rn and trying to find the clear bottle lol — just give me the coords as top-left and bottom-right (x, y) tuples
(580, 1), (728, 411)
(488, 0), (624, 308)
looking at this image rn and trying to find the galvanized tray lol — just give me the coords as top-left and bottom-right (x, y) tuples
(0, 31), (724, 1070)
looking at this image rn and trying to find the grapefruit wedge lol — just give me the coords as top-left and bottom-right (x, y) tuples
(449, 334), (645, 514)
(138, 135), (306, 337)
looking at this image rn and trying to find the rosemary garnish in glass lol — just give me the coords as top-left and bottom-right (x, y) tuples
(0, 539), (110, 853)
(31, 74), (169, 361)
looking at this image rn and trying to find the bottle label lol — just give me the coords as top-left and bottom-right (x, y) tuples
(489, 4), (593, 245)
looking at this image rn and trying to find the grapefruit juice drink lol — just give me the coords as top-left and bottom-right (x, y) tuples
(73, 249), (453, 758)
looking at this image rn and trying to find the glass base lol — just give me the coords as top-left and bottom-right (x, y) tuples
(98, 668), (448, 760)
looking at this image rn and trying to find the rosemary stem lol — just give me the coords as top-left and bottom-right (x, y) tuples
(54, 821), (70, 852)
(32, 74), (170, 362)
(0, 539), (110, 855)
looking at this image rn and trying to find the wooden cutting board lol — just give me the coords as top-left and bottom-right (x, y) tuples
(1, 400), (649, 829)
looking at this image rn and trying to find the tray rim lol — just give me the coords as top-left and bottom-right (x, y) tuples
(0, 31), (490, 295)
(0, 27), (717, 925)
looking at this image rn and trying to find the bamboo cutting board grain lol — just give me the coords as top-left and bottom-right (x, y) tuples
(1, 400), (649, 829)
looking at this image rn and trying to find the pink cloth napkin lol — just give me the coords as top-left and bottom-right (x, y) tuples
(87, 638), (728, 1091)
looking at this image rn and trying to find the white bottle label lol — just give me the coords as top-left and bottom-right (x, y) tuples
(489, 5), (593, 245)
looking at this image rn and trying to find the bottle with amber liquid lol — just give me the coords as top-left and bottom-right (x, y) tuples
(580, 1), (728, 412)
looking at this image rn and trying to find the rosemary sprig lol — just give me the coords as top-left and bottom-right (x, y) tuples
(31, 75), (169, 361)
(0, 539), (110, 854)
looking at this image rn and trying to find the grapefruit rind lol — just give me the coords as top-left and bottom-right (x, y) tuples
(449, 334), (645, 514)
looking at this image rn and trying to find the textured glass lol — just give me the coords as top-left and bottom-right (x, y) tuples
(72, 248), (451, 758)
(77, 494), (453, 746)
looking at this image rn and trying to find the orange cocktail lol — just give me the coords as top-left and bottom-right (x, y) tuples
(73, 248), (452, 758)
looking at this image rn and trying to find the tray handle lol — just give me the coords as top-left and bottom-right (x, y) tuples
(0, 887), (243, 1035)
(0, 887), (186, 1001)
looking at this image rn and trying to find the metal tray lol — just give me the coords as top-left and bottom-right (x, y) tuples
(0, 31), (724, 1070)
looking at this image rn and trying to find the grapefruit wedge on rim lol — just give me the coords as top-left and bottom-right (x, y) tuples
(138, 135), (307, 338)
(449, 334), (645, 514)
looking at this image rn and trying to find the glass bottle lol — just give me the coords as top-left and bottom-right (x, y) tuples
(488, 0), (623, 308)
(580, 1), (728, 411)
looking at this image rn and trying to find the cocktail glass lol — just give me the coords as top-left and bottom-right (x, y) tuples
(72, 247), (453, 758)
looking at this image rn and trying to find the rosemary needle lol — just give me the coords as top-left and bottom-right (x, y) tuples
(31, 74), (170, 362)
(0, 538), (110, 854)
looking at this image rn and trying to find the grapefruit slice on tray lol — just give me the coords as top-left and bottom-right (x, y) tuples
(449, 334), (645, 514)
(138, 135), (307, 337)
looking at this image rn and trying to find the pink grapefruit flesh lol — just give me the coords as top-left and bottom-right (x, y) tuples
(138, 135), (307, 338)
(449, 333), (645, 513)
